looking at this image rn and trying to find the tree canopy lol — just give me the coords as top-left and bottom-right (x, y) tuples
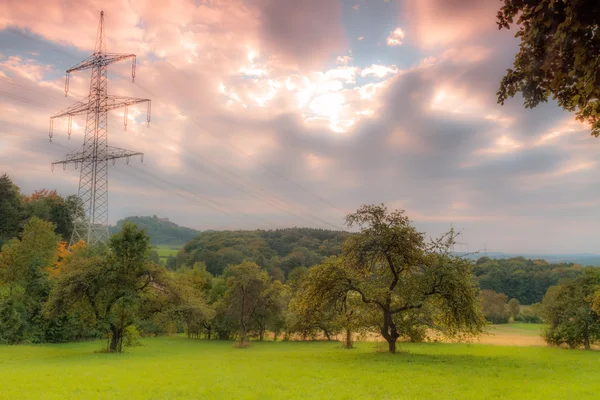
(497, 0), (600, 136)
(294, 204), (486, 353)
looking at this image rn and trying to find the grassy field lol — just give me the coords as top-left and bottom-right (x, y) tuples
(1, 332), (599, 400)
(153, 244), (180, 261)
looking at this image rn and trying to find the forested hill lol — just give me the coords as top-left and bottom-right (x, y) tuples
(176, 228), (353, 276)
(109, 216), (200, 245)
(474, 257), (590, 304)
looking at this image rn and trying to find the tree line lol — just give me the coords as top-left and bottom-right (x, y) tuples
(2, 174), (600, 351)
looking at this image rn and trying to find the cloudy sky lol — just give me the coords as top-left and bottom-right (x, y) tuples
(0, 0), (598, 254)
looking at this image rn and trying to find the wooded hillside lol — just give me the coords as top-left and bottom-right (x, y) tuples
(109, 216), (200, 245)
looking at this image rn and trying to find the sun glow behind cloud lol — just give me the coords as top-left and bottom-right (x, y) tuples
(218, 49), (399, 133)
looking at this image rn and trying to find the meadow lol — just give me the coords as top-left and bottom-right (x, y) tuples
(1, 326), (599, 400)
(153, 244), (180, 261)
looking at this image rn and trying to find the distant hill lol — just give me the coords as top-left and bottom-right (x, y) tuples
(110, 216), (200, 245)
(458, 252), (600, 267)
(178, 228), (353, 276)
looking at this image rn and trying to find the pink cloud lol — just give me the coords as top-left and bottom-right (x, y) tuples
(402, 0), (500, 48)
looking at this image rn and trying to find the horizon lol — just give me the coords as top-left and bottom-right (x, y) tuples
(1, 0), (599, 254)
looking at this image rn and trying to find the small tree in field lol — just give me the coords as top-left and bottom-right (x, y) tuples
(481, 290), (510, 324)
(508, 298), (520, 320)
(542, 268), (600, 350)
(223, 261), (269, 346)
(297, 204), (485, 353)
(46, 223), (178, 352)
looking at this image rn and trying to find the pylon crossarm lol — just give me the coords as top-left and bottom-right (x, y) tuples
(52, 150), (86, 166)
(66, 56), (97, 73)
(106, 146), (143, 162)
(51, 98), (91, 119)
(102, 53), (136, 67)
(105, 96), (150, 112)
(66, 53), (135, 74)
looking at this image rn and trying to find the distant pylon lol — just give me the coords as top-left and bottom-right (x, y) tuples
(450, 222), (467, 253)
(49, 11), (151, 245)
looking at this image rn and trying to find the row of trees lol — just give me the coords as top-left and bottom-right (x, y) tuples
(0, 204), (489, 353)
(1, 174), (599, 351)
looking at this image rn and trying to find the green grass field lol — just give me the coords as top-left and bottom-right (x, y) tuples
(154, 244), (180, 260)
(1, 334), (598, 400)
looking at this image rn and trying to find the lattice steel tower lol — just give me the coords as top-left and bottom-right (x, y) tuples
(49, 11), (151, 245)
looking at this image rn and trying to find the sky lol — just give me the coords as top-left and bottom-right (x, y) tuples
(0, 0), (599, 254)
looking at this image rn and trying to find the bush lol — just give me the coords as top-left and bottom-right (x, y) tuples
(515, 313), (542, 324)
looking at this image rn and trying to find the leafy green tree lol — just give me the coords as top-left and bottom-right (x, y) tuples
(223, 261), (270, 345)
(45, 223), (178, 352)
(298, 204), (485, 353)
(0, 174), (24, 246)
(0, 217), (60, 343)
(22, 190), (84, 242)
(480, 290), (510, 324)
(496, 0), (600, 137)
(170, 264), (214, 338)
(508, 298), (521, 320)
(293, 257), (373, 348)
(542, 268), (600, 349)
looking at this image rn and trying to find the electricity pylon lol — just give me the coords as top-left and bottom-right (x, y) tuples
(450, 222), (468, 253)
(49, 10), (151, 245)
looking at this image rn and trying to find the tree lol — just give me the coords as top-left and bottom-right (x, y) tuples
(480, 290), (510, 324)
(0, 174), (23, 246)
(45, 223), (178, 352)
(292, 257), (372, 348)
(298, 204), (485, 353)
(508, 298), (521, 320)
(223, 261), (269, 345)
(496, 0), (600, 137)
(170, 264), (214, 338)
(542, 268), (600, 349)
(22, 190), (83, 241)
(0, 217), (60, 343)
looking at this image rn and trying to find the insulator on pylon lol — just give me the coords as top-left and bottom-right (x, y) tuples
(112, 159), (116, 166)
(147, 102), (151, 126)
(126, 156), (130, 165)
(65, 73), (70, 97)
(132, 57), (136, 82)
(75, 162), (78, 170)
(62, 163), (66, 171)
(140, 154), (144, 163)
(124, 105), (128, 131)
(49, 119), (54, 142)
(51, 164), (54, 172)
(68, 115), (72, 139)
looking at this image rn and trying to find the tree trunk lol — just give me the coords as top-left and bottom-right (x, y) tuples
(259, 328), (264, 341)
(381, 311), (400, 353)
(207, 327), (212, 340)
(584, 331), (591, 350)
(109, 325), (122, 352)
(321, 326), (331, 341)
(344, 328), (353, 349)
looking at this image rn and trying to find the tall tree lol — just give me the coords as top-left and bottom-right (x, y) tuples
(0, 174), (24, 246)
(0, 217), (60, 343)
(223, 261), (269, 345)
(496, 0), (600, 137)
(22, 190), (84, 241)
(45, 223), (177, 352)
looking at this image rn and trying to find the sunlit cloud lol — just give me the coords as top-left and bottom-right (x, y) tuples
(386, 27), (405, 46)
